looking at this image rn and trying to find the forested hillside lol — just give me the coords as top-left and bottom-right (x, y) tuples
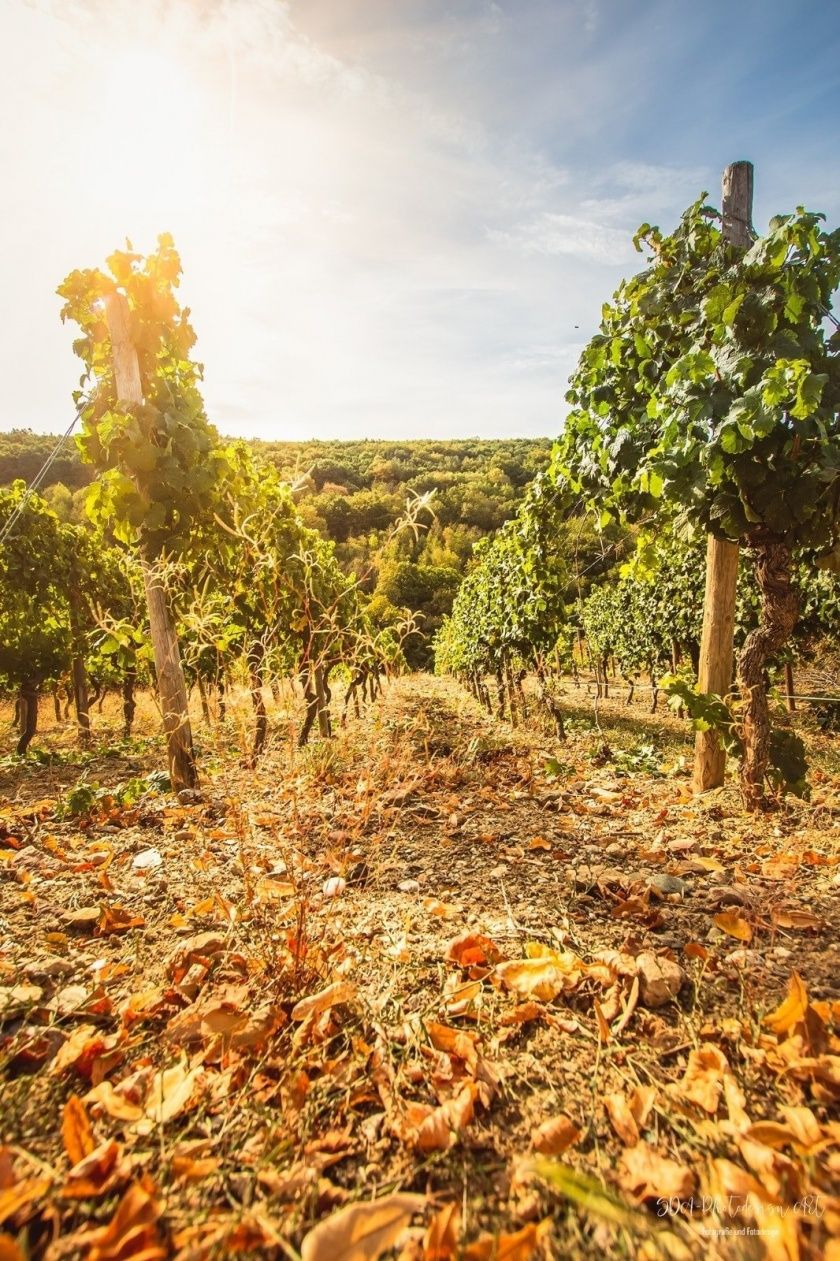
(0, 432), (549, 666)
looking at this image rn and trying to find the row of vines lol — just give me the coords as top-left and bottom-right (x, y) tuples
(0, 239), (411, 779)
(436, 190), (840, 809)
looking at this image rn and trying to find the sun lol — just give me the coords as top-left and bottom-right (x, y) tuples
(102, 47), (199, 144)
(97, 46), (205, 219)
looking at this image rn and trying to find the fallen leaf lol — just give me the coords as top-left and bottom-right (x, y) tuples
(674, 1044), (730, 1115)
(403, 1084), (478, 1152)
(86, 1081), (145, 1123)
(0, 1236), (24, 1261)
(463, 1220), (551, 1261)
(98, 906), (145, 936)
(292, 981), (357, 1022)
(87, 1180), (164, 1261)
(423, 1204), (460, 1261)
(713, 911), (753, 942)
(618, 1142), (694, 1202)
(531, 1115), (581, 1155)
(770, 908), (822, 931)
(300, 1192), (426, 1261)
(445, 933), (501, 968)
(62, 1095), (95, 1165)
(0, 1178), (51, 1224)
(140, 1061), (200, 1127)
(495, 948), (583, 1002)
(50, 1024), (108, 1077)
(61, 1139), (122, 1199)
(764, 973), (809, 1036)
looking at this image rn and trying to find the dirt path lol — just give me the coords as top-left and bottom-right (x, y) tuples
(1, 676), (839, 1259)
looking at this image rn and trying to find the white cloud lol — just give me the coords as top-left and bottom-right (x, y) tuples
(489, 212), (635, 264)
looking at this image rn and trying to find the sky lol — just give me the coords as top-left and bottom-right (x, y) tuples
(2, 0), (840, 443)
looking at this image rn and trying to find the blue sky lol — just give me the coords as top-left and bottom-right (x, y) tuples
(2, 0), (839, 442)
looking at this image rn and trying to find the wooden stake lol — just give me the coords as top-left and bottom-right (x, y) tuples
(692, 161), (753, 793)
(104, 292), (198, 792)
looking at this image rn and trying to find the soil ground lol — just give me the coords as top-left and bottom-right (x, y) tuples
(0, 676), (838, 1260)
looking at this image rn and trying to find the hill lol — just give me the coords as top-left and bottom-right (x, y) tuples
(0, 431), (551, 666)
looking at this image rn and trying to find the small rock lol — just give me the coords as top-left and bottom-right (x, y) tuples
(323, 876), (346, 898)
(398, 879), (420, 893)
(725, 949), (763, 968)
(636, 951), (684, 1008)
(770, 946), (792, 960)
(23, 954), (73, 981)
(605, 842), (624, 856)
(177, 789), (202, 806)
(708, 885), (749, 908)
(346, 862), (370, 886)
(132, 847), (163, 871)
(64, 906), (100, 932)
(647, 873), (688, 897)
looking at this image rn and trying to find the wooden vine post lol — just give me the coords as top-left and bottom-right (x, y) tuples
(692, 160), (753, 792)
(104, 293), (198, 791)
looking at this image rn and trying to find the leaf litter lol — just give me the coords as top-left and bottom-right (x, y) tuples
(0, 676), (838, 1259)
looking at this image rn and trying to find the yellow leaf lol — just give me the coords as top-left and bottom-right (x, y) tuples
(764, 973), (809, 1036)
(495, 951), (583, 1002)
(140, 1061), (200, 1127)
(300, 1193), (426, 1261)
(713, 911), (753, 942)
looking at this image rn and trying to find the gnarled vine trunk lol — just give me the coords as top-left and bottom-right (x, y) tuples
(736, 541), (799, 810)
(17, 681), (38, 756)
(122, 667), (136, 739)
(249, 640), (268, 759)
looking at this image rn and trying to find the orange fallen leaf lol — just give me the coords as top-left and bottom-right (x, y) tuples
(499, 1001), (546, 1027)
(764, 973), (809, 1036)
(0, 1235), (24, 1261)
(445, 933), (501, 968)
(770, 908), (822, 931)
(528, 837), (552, 851)
(675, 1044), (730, 1115)
(50, 1024), (108, 1078)
(463, 1220), (551, 1261)
(87, 1180), (164, 1261)
(0, 1178), (51, 1225)
(423, 1203), (460, 1261)
(299, 1192), (426, 1261)
(62, 1095), (95, 1166)
(403, 1084), (478, 1152)
(292, 981), (357, 1022)
(98, 906), (145, 936)
(713, 911), (753, 942)
(86, 1081), (145, 1123)
(531, 1115), (581, 1155)
(61, 1139), (121, 1199)
(171, 1154), (220, 1182)
(140, 1060), (201, 1128)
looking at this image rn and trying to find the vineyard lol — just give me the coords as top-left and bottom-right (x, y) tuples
(1, 166), (839, 1261)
